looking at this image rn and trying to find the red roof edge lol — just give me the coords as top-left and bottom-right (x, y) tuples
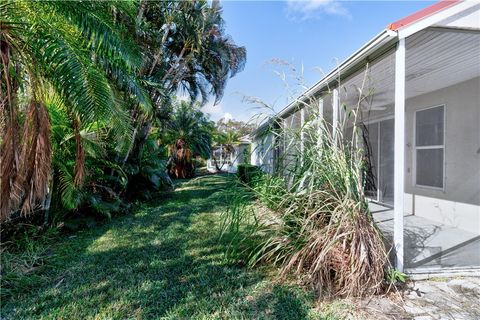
(387, 0), (462, 31)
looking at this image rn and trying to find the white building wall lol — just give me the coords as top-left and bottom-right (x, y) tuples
(250, 140), (258, 166)
(251, 132), (275, 173)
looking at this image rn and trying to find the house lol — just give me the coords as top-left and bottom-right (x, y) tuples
(207, 136), (251, 173)
(250, 0), (480, 274)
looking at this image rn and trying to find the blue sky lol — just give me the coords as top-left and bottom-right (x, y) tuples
(201, 1), (435, 123)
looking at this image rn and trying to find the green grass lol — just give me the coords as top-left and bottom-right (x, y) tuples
(1, 174), (349, 319)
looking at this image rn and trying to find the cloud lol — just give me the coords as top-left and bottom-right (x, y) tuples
(285, 0), (350, 21)
(223, 112), (233, 122)
(201, 102), (235, 122)
(201, 101), (224, 116)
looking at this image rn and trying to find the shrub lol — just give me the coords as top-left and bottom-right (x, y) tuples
(237, 164), (262, 185)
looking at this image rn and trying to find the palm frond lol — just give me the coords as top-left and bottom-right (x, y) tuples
(40, 1), (142, 70)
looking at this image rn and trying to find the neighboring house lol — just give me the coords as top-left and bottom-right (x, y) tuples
(250, 0), (480, 274)
(251, 129), (276, 174)
(207, 136), (251, 173)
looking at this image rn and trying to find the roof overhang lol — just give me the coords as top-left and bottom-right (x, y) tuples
(388, 0), (462, 32)
(390, 0), (479, 39)
(250, 29), (398, 137)
(250, 117), (279, 139)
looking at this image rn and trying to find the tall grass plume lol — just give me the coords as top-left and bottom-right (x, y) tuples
(221, 65), (390, 297)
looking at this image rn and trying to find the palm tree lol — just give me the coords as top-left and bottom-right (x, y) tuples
(137, 0), (246, 103)
(212, 131), (240, 171)
(0, 1), (149, 221)
(164, 101), (215, 178)
(0, 0), (246, 221)
(124, 0), (247, 165)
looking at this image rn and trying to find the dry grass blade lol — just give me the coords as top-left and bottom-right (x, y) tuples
(18, 101), (52, 215)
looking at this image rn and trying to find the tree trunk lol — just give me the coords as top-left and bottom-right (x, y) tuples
(211, 155), (221, 171)
(42, 171), (54, 226)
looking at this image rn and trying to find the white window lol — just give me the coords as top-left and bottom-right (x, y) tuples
(414, 105), (445, 189)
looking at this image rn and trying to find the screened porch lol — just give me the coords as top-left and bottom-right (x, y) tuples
(321, 26), (480, 272)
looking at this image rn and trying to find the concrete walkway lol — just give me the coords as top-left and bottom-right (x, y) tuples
(403, 277), (480, 320)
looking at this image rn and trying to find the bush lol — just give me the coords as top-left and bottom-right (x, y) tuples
(237, 164), (262, 184)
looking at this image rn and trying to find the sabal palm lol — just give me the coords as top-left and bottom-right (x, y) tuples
(212, 130), (240, 170)
(0, 0), (149, 221)
(164, 101), (214, 178)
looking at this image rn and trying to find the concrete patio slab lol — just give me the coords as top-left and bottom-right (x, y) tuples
(369, 202), (480, 270)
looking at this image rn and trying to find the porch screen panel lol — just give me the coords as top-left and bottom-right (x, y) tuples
(379, 119), (394, 204)
(402, 28), (480, 270)
(363, 122), (379, 199)
(415, 106), (444, 146)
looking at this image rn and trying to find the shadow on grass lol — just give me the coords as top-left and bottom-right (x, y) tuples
(1, 174), (315, 319)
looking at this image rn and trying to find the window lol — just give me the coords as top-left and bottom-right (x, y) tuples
(415, 105), (445, 189)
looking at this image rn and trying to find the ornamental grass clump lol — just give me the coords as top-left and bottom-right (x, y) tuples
(222, 81), (389, 297)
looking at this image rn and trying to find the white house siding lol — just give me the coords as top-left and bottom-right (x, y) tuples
(234, 144), (248, 167)
(251, 140), (258, 166)
(251, 132), (275, 174)
(404, 77), (480, 234)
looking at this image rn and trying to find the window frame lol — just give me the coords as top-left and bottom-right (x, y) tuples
(413, 104), (446, 191)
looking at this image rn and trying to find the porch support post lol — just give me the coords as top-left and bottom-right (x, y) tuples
(394, 37), (405, 271)
(332, 88), (339, 141)
(251, 141), (256, 165)
(300, 107), (305, 163)
(317, 98), (324, 148)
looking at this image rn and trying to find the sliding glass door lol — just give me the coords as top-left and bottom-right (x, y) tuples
(363, 118), (394, 205)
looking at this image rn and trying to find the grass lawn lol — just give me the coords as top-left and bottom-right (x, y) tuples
(1, 174), (350, 319)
